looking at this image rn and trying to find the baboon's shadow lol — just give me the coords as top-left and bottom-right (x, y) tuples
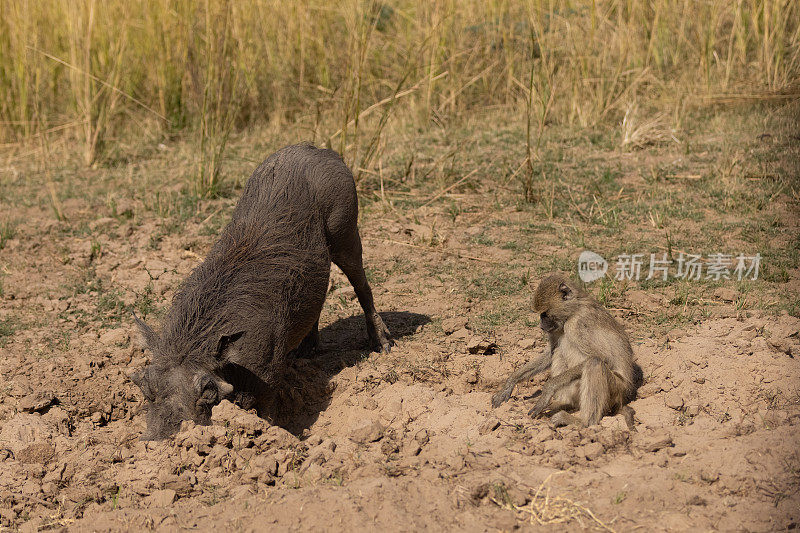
(260, 311), (430, 435)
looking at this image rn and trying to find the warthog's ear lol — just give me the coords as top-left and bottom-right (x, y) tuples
(216, 331), (245, 361)
(130, 367), (156, 401)
(132, 310), (160, 351)
(195, 373), (234, 406)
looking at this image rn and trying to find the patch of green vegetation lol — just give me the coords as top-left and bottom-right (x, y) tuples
(0, 219), (17, 249)
(470, 232), (495, 247)
(463, 270), (527, 300)
(65, 268), (129, 325)
(472, 308), (515, 335)
(0, 316), (18, 347)
(134, 283), (160, 319)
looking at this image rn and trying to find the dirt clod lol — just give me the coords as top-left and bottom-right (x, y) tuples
(664, 391), (684, 410)
(638, 433), (674, 453)
(18, 391), (56, 413)
(580, 441), (604, 461)
(349, 420), (385, 444)
(15, 443), (55, 464)
(147, 489), (177, 508)
(466, 337), (497, 354)
(713, 288), (738, 302)
(479, 418), (500, 435)
(442, 317), (468, 334)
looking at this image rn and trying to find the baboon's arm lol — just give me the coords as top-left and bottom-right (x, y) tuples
(491, 347), (552, 408)
(528, 363), (583, 418)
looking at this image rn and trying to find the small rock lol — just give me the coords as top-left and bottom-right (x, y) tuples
(769, 339), (795, 357)
(333, 286), (357, 300)
(99, 328), (130, 347)
(581, 442), (604, 461)
(665, 391), (684, 410)
(18, 391), (56, 413)
(252, 455), (279, 476)
(442, 317), (468, 335)
(637, 382), (662, 398)
(713, 287), (737, 302)
(147, 488), (176, 508)
(15, 443), (55, 464)
(518, 338), (536, 350)
(163, 476), (192, 495)
(451, 328), (470, 340)
(478, 418), (500, 435)
(640, 434), (674, 453)
(466, 336), (497, 355)
(699, 469), (719, 484)
(349, 420), (385, 444)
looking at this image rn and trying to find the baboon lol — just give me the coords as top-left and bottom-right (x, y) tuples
(491, 272), (639, 429)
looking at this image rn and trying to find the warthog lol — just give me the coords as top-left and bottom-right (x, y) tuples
(130, 143), (392, 439)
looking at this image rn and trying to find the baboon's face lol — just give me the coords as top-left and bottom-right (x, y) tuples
(539, 312), (559, 332)
(533, 272), (586, 329)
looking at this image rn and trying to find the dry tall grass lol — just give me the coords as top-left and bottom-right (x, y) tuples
(1, 1), (798, 182)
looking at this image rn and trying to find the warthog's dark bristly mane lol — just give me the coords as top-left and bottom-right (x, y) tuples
(153, 146), (331, 368)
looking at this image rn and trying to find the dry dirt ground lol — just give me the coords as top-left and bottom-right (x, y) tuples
(0, 107), (799, 531)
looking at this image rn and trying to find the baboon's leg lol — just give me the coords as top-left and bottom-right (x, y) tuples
(578, 358), (613, 427)
(619, 405), (636, 431)
(331, 232), (393, 353)
(491, 348), (552, 408)
(528, 364), (583, 418)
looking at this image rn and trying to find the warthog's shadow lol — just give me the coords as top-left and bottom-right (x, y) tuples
(226, 311), (430, 435)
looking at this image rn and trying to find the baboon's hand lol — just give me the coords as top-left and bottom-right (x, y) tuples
(491, 388), (511, 408)
(528, 400), (548, 419)
(528, 389), (552, 418)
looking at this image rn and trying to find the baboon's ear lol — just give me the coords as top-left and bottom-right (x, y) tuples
(216, 331), (245, 361)
(130, 367), (156, 401)
(559, 282), (574, 300)
(132, 311), (160, 351)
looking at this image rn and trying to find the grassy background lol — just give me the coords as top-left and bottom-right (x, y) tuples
(1, 0), (798, 192)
